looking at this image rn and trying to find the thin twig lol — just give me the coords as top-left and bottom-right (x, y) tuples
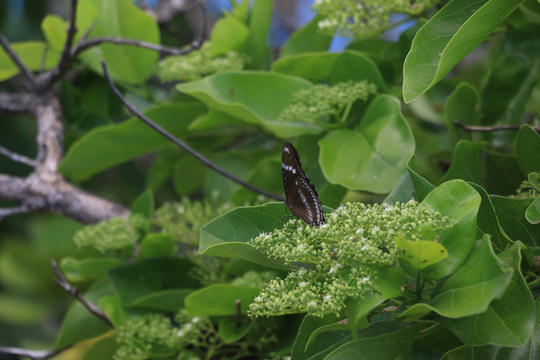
(0, 346), (68, 360)
(198, 0), (208, 42)
(453, 120), (540, 134)
(0, 145), (37, 167)
(72, 36), (203, 58)
(0, 33), (36, 88)
(56, 0), (79, 76)
(51, 259), (114, 327)
(0, 205), (29, 221)
(100, 61), (284, 202)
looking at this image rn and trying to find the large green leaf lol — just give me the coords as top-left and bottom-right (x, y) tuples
(198, 203), (291, 270)
(324, 322), (426, 360)
(82, 0), (160, 84)
(419, 180), (481, 280)
(403, 0), (524, 103)
(441, 140), (524, 195)
(400, 235), (513, 320)
(280, 15), (333, 57)
(0, 41), (60, 81)
(441, 299), (540, 359)
(441, 244), (535, 347)
(516, 125), (540, 175)
(490, 195), (540, 251)
(272, 52), (340, 82)
(291, 314), (345, 360)
(59, 103), (204, 182)
(108, 257), (199, 310)
(184, 284), (261, 316)
(468, 183), (513, 252)
(243, 0), (273, 69)
(526, 197), (540, 224)
(319, 95), (415, 193)
(445, 83), (477, 150)
(328, 51), (387, 92)
(176, 72), (323, 138)
(210, 15), (249, 57)
(54, 279), (114, 348)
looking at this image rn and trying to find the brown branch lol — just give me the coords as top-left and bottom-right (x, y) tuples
(0, 346), (68, 360)
(51, 259), (114, 327)
(0, 145), (37, 167)
(101, 61), (284, 202)
(453, 120), (540, 134)
(0, 91), (35, 115)
(0, 33), (36, 88)
(0, 92), (130, 223)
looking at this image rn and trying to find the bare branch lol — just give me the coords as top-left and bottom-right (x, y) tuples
(0, 145), (37, 167)
(453, 120), (540, 134)
(51, 259), (114, 327)
(45, 0), (79, 85)
(0, 91), (35, 114)
(72, 36), (203, 57)
(0, 33), (36, 88)
(0, 205), (30, 221)
(101, 61), (284, 202)
(0, 346), (68, 360)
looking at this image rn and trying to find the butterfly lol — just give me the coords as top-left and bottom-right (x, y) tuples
(281, 142), (325, 226)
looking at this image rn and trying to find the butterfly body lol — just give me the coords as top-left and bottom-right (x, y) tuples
(281, 143), (325, 226)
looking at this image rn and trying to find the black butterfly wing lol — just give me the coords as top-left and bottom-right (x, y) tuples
(282, 143), (325, 226)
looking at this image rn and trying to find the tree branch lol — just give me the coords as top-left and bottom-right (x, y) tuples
(100, 61), (284, 202)
(0, 91), (35, 115)
(453, 120), (540, 134)
(0, 33), (36, 88)
(0, 346), (68, 360)
(0, 145), (37, 167)
(51, 259), (114, 327)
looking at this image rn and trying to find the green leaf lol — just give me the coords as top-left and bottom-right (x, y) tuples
(445, 83), (478, 150)
(440, 244), (535, 347)
(59, 103), (204, 182)
(210, 15), (249, 57)
(403, 0), (524, 103)
(218, 317), (252, 344)
(319, 95), (415, 193)
(441, 140), (486, 184)
(243, 0), (273, 69)
(385, 155), (437, 204)
(530, 171), (540, 193)
(525, 197), (540, 224)
(184, 284), (261, 316)
(442, 299), (540, 359)
(516, 125), (540, 175)
(60, 257), (125, 283)
(345, 267), (406, 333)
(490, 195), (540, 250)
(131, 189), (154, 218)
(80, 335), (118, 360)
(280, 15), (333, 57)
(0, 41), (60, 81)
(176, 72), (323, 138)
(199, 203), (291, 269)
(468, 183), (513, 252)
(139, 234), (176, 259)
(325, 322), (426, 360)
(82, 0), (160, 84)
(395, 237), (448, 270)
(41, 15), (68, 50)
(272, 52), (339, 82)
(54, 279), (114, 348)
(400, 235), (513, 319)
(99, 295), (128, 327)
(329, 51), (388, 92)
(172, 155), (208, 196)
(479, 26), (540, 130)
(419, 180), (481, 280)
(291, 314), (344, 360)
(108, 257), (199, 310)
